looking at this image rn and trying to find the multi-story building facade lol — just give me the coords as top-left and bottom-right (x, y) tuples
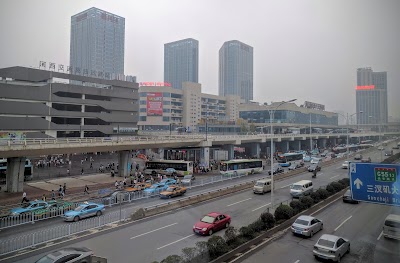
(219, 40), (253, 102)
(70, 7), (125, 79)
(0, 67), (139, 138)
(164, 38), (199, 90)
(239, 102), (338, 128)
(356, 67), (388, 125)
(138, 82), (240, 131)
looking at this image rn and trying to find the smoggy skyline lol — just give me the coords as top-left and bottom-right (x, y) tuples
(0, 0), (399, 119)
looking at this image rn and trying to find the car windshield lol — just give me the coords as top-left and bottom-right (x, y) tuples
(292, 185), (303, 190)
(150, 185), (158, 189)
(183, 175), (191, 179)
(74, 206), (85, 212)
(35, 255), (55, 263)
(160, 179), (168, 183)
(201, 215), (216, 224)
(255, 182), (265, 186)
(294, 219), (309, 226)
(166, 187), (175, 191)
(21, 203), (32, 208)
(318, 239), (335, 248)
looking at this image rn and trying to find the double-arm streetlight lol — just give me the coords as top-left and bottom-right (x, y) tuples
(270, 99), (297, 211)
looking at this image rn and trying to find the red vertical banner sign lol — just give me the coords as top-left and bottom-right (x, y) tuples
(147, 92), (163, 116)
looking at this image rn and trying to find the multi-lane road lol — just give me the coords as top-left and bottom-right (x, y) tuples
(2, 145), (398, 263)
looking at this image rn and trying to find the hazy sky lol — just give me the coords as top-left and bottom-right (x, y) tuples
(1, 0), (399, 119)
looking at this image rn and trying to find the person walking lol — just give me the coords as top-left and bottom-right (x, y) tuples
(58, 185), (63, 197)
(115, 181), (118, 189)
(21, 192), (29, 203)
(67, 168), (70, 176)
(51, 190), (56, 200)
(81, 168), (84, 175)
(42, 194), (47, 201)
(63, 183), (66, 195)
(84, 185), (89, 195)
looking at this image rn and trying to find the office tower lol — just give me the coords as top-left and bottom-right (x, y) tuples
(219, 40), (253, 102)
(356, 67), (388, 124)
(164, 38), (199, 89)
(70, 7), (125, 79)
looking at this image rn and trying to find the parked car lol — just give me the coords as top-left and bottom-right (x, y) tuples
(308, 164), (321, 172)
(181, 174), (195, 185)
(291, 215), (323, 237)
(320, 150), (329, 157)
(33, 200), (74, 219)
(63, 202), (105, 222)
(159, 178), (177, 187)
(34, 247), (106, 263)
(268, 165), (284, 175)
(303, 156), (312, 162)
(164, 168), (177, 176)
(342, 161), (350, 169)
(193, 212), (231, 236)
(125, 182), (151, 192)
(288, 163), (301, 170)
(313, 234), (350, 262)
(392, 145), (399, 149)
(354, 154), (362, 160)
(342, 189), (359, 204)
(143, 183), (166, 196)
(10, 200), (49, 216)
(159, 185), (187, 199)
(361, 157), (371, 163)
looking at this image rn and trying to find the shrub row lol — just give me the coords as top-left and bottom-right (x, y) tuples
(154, 178), (349, 263)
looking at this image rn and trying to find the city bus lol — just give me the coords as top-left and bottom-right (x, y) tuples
(0, 158), (33, 184)
(277, 152), (304, 167)
(219, 159), (263, 176)
(144, 160), (193, 176)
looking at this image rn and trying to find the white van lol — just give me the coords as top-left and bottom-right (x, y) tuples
(383, 214), (400, 240)
(290, 180), (313, 198)
(253, 179), (272, 194)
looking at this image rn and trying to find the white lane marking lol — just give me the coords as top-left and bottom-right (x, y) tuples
(252, 203), (271, 212)
(334, 215), (352, 232)
(227, 198), (252, 207)
(157, 234), (195, 249)
(130, 223), (178, 239)
(294, 260), (300, 263)
(280, 183), (292, 189)
(377, 231), (383, 240)
(330, 175), (340, 179)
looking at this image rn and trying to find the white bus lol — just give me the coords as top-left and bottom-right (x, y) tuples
(220, 159), (263, 176)
(144, 160), (193, 176)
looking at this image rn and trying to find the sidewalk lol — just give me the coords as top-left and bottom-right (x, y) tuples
(0, 173), (119, 206)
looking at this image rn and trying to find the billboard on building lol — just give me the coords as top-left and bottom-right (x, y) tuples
(146, 92), (163, 116)
(304, 101), (325, 111)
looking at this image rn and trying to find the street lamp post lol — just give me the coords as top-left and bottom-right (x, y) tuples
(336, 111), (362, 161)
(369, 116), (382, 161)
(270, 99), (297, 211)
(309, 114), (312, 151)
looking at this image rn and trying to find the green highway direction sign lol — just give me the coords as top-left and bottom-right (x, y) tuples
(350, 163), (400, 206)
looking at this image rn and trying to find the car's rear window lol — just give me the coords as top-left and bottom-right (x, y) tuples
(294, 219), (309, 226)
(317, 239), (335, 248)
(385, 220), (400, 228)
(35, 255), (55, 263)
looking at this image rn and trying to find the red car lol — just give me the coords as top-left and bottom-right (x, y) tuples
(193, 212), (231, 235)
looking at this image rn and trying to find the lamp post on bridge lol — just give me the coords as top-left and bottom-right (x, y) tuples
(336, 111), (363, 161)
(369, 115), (382, 161)
(270, 99), (297, 212)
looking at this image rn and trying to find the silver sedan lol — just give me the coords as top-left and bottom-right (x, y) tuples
(291, 215), (323, 237)
(313, 234), (350, 262)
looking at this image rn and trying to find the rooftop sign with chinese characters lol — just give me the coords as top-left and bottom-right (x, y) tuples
(139, 82), (171, 87)
(350, 163), (400, 206)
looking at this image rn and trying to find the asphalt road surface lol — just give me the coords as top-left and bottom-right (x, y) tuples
(4, 145), (398, 263)
(241, 196), (400, 263)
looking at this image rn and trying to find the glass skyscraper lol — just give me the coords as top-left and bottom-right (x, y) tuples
(164, 38), (199, 89)
(70, 7), (125, 79)
(219, 40), (253, 102)
(356, 67), (388, 125)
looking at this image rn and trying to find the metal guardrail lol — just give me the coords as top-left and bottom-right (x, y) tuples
(0, 172), (250, 229)
(0, 132), (395, 147)
(0, 210), (127, 256)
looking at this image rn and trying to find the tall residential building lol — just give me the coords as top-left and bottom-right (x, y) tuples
(356, 67), (388, 125)
(164, 38), (199, 89)
(219, 40), (253, 102)
(70, 7), (125, 79)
